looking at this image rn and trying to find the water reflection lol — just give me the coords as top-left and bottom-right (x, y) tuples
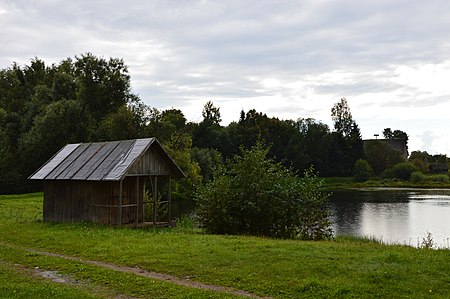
(330, 189), (450, 247)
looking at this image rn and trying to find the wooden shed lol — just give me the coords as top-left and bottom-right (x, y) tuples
(29, 138), (185, 225)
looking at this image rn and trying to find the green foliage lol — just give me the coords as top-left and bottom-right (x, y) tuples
(409, 171), (449, 184)
(191, 147), (223, 183)
(163, 133), (202, 201)
(420, 231), (436, 249)
(429, 174), (450, 183)
(329, 98), (364, 175)
(409, 151), (430, 173)
(0, 54), (143, 194)
(195, 143), (333, 240)
(1, 61), (367, 194)
(410, 171), (426, 183)
(331, 97), (353, 137)
(96, 105), (144, 140)
(353, 159), (373, 182)
(201, 100), (221, 125)
(364, 140), (404, 175)
(386, 162), (418, 180)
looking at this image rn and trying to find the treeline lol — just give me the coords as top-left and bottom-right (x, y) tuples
(1, 54), (369, 194)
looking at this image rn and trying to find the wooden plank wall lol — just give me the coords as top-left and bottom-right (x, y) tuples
(44, 180), (94, 222)
(44, 178), (146, 225)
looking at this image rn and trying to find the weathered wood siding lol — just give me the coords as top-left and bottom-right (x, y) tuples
(44, 177), (146, 225)
(128, 147), (173, 176)
(44, 180), (95, 223)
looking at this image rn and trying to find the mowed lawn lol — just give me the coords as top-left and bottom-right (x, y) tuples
(0, 193), (449, 298)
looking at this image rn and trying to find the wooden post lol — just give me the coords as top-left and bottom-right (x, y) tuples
(143, 178), (147, 222)
(135, 176), (139, 226)
(118, 179), (123, 225)
(153, 176), (158, 226)
(168, 176), (172, 225)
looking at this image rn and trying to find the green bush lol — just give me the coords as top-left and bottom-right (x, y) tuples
(195, 143), (333, 240)
(384, 162), (418, 180)
(429, 174), (449, 183)
(353, 159), (373, 182)
(410, 171), (426, 183)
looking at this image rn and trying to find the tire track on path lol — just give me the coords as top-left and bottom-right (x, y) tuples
(0, 242), (270, 299)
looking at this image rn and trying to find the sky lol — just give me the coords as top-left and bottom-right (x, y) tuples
(1, 0), (450, 155)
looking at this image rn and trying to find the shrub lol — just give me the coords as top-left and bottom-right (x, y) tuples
(353, 159), (373, 182)
(410, 171), (426, 183)
(385, 162), (418, 180)
(429, 174), (449, 183)
(195, 143), (333, 240)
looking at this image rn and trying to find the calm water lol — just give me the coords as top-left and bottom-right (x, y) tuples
(330, 188), (450, 247)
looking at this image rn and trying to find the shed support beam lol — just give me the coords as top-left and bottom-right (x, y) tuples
(153, 176), (158, 226)
(135, 176), (139, 226)
(168, 176), (172, 225)
(118, 179), (123, 225)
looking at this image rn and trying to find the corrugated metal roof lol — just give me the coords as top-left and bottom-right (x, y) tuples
(29, 138), (184, 181)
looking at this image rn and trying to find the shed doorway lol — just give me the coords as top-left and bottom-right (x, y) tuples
(144, 175), (173, 226)
(109, 175), (174, 227)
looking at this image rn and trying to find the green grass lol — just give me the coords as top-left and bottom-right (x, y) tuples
(323, 177), (450, 189)
(1, 193), (450, 298)
(0, 260), (98, 299)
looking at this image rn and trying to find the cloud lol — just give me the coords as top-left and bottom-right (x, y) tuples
(2, 0), (450, 154)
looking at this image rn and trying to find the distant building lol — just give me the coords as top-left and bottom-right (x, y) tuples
(429, 163), (449, 174)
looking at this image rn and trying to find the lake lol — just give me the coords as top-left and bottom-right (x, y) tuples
(330, 188), (450, 248)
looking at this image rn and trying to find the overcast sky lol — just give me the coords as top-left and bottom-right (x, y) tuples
(1, 0), (450, 155)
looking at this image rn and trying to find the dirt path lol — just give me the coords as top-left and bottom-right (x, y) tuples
(1, 242), (270, 298)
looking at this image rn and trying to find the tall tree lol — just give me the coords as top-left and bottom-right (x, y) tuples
(383, 128), (409, 153)
(288, 118), (331, 174)
(74, 53), (132, 121)
(202, 100), (221, 125)
(330, 98), (363, 175)
(192, 101), (224, 150)
(331, 97), (354, 138)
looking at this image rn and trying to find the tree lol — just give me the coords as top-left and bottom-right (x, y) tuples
(163, 133), (202, 201)
(288, 118), (331, 173)
(409, 151), (431, 173)
(383, 128), (409, 153)
(234, 109), (298, 166)
(383, 128), (393, 139)
(195, 143), (333, 240)
(353, 159), (373, 182)
(74, 53), (133, 121)
(192, 102), (224, 150)
(331, 97), (354, 137)
(96, 105), (144, 141)
(202, 100), (221, 125)
(19, 100), (91, 179)
(0, 54), (140, 193)
(191, 147), (223, 183)
(330, 98), (363, 175)
(363, 140), (404, 175)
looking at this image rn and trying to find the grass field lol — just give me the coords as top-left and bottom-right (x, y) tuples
(323, 176), (450, 190)
(1, 193), (449, 298)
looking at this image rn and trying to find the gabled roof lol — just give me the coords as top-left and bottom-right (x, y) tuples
(29, 138), (185, 181)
